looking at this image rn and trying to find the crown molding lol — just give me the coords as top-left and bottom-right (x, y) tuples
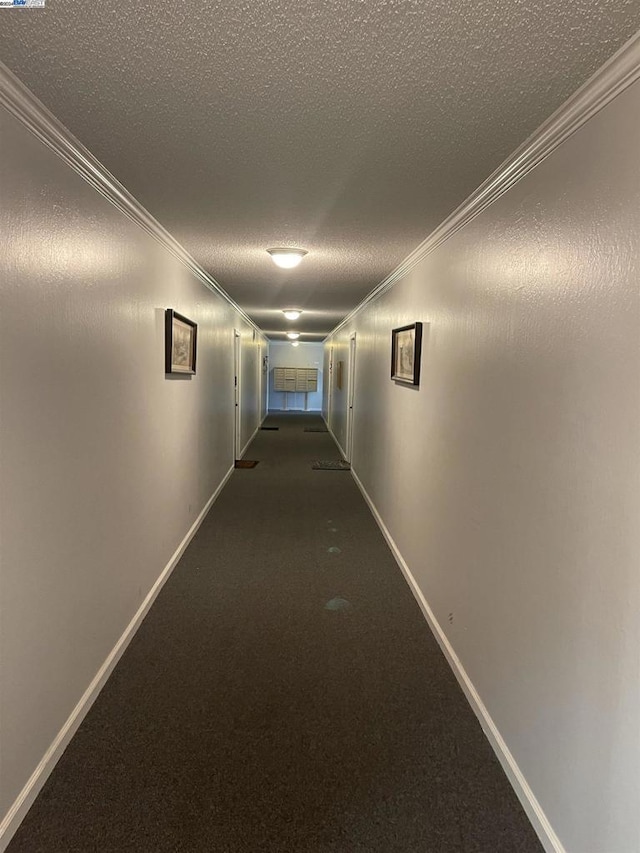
(0, 62), (267, 343)
(327, 29), (640, 341)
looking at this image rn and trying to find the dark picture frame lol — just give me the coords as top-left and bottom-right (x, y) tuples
(165, 309), (197, 374)
(391, 322), (422, 386)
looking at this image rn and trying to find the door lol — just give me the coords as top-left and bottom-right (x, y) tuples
(345, 334), (356, 462)
(327, 346), (334, 427)
(262, 345), (268, 421)
(234, 329), (241, 459)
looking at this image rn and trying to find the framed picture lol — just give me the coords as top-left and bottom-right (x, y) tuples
(336, 360), (344, 390)
(391, 322), (422, 386)
(165, 309), (197, 374)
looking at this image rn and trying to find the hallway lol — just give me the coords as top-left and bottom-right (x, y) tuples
(7, 414), (541, 852)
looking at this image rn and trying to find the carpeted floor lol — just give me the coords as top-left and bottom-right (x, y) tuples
(7, 413), (544, 852)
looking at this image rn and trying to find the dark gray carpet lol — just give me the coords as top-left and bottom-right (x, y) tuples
(7, 412), (544, 853)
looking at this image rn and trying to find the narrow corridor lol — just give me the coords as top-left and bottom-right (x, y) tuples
(8, 414), (542, 852)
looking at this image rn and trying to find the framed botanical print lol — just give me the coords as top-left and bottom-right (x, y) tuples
(391, 322), (422, 386)
(165, 309), (197, 374)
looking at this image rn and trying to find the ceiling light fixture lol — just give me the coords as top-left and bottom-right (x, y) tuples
(286, 332), (300, 340)
(282, 309), (302, 321)
(267, 247), (308, 269)
(291, 341), (300, 347)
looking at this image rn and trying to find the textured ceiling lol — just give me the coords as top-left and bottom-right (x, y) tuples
(2, 0), (640, 339)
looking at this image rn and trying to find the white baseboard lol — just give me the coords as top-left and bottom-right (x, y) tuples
(269, 407), (322, 413)
(0, 465), (234, 852)
(349, 466), (566, 853)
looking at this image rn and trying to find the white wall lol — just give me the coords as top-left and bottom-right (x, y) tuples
(240, 328), (268, 452)
(0, 104), (265, 842)
(324, 79), (640, 852)
(268, 341), (324, 411)
(322, 338), (350, 455)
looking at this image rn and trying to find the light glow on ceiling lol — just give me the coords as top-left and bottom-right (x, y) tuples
(283, 309), (302, 320)
(286, 332), (300, 339)
(291, 341), (300, 347)
(267, 247), (308, 269)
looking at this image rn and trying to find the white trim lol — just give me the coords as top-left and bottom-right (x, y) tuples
(0, 465), (234, 853)
(349, 465), (566, 853)
(0, 62), (266, 344)
(327, 30), (640, 340)
(233, 329), (242, 460)
(345, 333), (357, 463)
(269, 407), (322, 413)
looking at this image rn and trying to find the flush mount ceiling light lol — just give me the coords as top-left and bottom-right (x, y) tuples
(291, 341), (300, 347)
(286, 332), (300, 340)
(282, 309), (303, 321)
(267, 248), (308, 269)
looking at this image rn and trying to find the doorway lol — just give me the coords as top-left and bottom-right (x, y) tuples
(234, 329), (241, 459)
(345, 333), (356, 462)
(327, 345), (334, 428)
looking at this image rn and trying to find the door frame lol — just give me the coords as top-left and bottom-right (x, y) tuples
(234, 329), (241, 459)
(327, 345), (334, 428)
(345, 333), (356, 462)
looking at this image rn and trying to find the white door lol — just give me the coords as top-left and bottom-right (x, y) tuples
(259, 342), (266, 422)
(234, 330), (241, 459)
(327, 346), (334, 427)
(345, 334), (356, 462)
